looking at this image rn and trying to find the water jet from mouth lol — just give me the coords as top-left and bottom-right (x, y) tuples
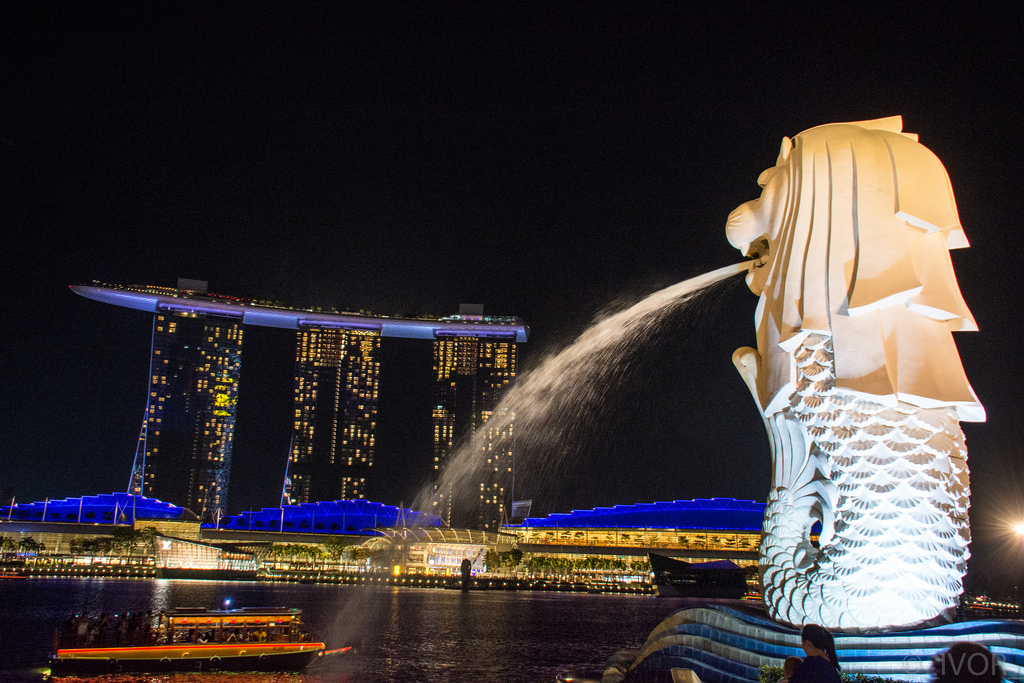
(418, 260), (756, 528)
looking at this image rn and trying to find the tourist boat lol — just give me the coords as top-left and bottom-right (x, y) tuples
(50, 606), (337, 675)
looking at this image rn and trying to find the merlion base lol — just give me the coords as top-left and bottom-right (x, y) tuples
(601, 603), (1024, 683)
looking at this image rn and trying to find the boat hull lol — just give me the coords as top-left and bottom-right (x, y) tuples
(50, 642), (325, 675)
(649, 553), (747, 599)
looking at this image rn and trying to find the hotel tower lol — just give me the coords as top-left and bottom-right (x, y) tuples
(134, 280), (242, 520)
(72, 282), (527, 528)
(289, 327), (380, 504)
(432, 305), (518, 530)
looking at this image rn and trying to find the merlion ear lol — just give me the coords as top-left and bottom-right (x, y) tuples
(776, 137), (792, 164)
(886, 134), (965, 245)
(852, 115), (904, 133)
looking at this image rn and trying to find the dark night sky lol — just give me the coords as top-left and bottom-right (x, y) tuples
(3, 4), (1023, 590)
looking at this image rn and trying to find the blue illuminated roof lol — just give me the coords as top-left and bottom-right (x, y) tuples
(211, 499), (442, 535)
(506, 498), (765, 531)
(72, 283), (529, 342)
(0, 493), (188, 524)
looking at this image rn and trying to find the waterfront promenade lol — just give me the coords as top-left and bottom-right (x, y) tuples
(2, 560), (653, 594)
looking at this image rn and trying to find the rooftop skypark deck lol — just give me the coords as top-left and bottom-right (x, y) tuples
(71, 282), (530, 342)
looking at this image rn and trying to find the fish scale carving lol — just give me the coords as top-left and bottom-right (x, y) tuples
(759, 334), (970, 630)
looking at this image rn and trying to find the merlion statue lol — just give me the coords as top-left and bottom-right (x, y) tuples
(726, 116), (984, 632)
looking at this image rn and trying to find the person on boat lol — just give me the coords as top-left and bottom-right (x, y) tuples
(97, 612), (110, 644)
(129, 612), (143, 645)
(75, 614), (89, 646)
(115, 614), (129, 645)
(789, 624), (840, 683)
(62, 614), (78, 648)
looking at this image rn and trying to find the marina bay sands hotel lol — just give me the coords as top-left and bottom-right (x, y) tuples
(72, 279), (528, 531)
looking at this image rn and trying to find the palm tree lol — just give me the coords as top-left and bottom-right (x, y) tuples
(303, 545), (325, 569)
(111, 527), (152, 558)
(324, 537), (350, 567)
(18, 536), (45, 553)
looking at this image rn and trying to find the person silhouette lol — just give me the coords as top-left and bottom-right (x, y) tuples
(460, 557), (472, 591)
(790, 624), (840, 683)
(932, 642), (1002, 682)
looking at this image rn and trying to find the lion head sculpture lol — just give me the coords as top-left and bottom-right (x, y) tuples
(726, 116), (984, 423)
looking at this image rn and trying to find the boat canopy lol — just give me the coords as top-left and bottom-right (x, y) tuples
(163, 607), (303, 628)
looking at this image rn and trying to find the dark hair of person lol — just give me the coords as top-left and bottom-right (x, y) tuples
(801, 624), (839, 671)
(932, 642), (1002, 683)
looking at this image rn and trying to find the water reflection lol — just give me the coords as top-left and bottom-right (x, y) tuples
(2, 578), (681, 682)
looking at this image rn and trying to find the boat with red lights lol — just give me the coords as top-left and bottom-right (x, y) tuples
(50, 606), (335, 675)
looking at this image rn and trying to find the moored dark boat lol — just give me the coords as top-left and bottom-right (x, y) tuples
(50, 606), (328, 675)
(649, 553), (748, 598)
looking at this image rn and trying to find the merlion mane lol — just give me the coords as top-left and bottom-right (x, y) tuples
(727, 116), (984, 632)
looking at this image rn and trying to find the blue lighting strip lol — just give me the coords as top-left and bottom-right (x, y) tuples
(0, 493), (186, 524)
(210, 499), (441, 535)
(506, 498), (766, 531)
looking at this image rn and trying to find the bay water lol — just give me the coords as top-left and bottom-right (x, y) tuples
(0, 577), (690, 682)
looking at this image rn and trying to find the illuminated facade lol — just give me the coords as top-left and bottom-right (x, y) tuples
(432, 309), (518, 530)
(141, 308), (243, 520)
(369, 528), (492, 575)
(290, 327), (380, 503)
(152, 535), (258, 572)
(504, 498), (764, 568)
